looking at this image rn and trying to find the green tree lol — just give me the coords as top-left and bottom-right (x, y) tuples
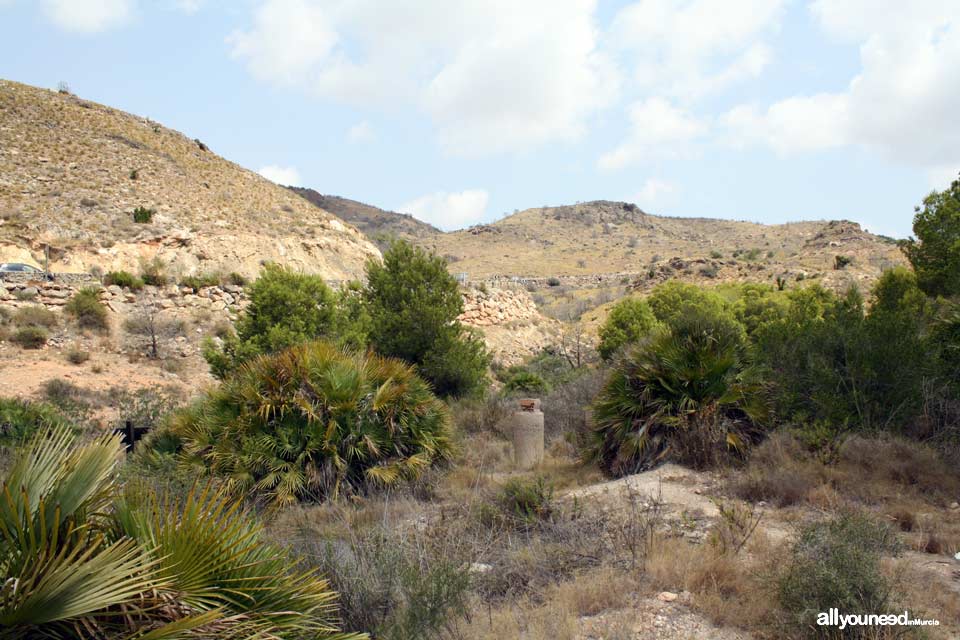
(237, 263), (338, 353)
(203, 264), (367, 378)
(647, 280), (736, 327)
(597, 297), (660, 360)
(901, 173), (960, 297)
(365, 241), (489, 397)
(753, 277), (935, 435)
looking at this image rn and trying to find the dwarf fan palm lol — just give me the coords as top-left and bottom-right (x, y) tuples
(0, 424), (362, 639)
(587, 313), (767, 477)
(164, 341), (452, 505)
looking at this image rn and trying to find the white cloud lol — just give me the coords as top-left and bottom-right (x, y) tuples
(610, 0), (786, 100)
(631, 178), (677, 207)
(724, 2), (960, 169)
(228, 0), (619, 155)
(599, 98), (707, 170)
(42, 0), (133, 33)
(398, 189), (489, 230)
(258, 164), (302, 186)
(347, 121), (375, 144)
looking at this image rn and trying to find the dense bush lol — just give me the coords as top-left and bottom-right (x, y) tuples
(0, 424), (357, 638)
(502, 370), (550, 395)
(647, 280), (732, 326)
(11, 326), (48, 349)
(778, 511), (901, 637)
(179, 272), (221, 292)
(203, 264), (366, 378)
(494, 477), (556, 529)
(103, 270), (144, 290)
(588, 312), (767, 476)
(0, 397), (69, 446)
(13, 305), (57, 329)
(163, 341), (453, 505)
(753, 272), (939, 436)
(365, 241), (489, 397)
(597, 297), (660, 360)
(726, 283), (788, 337)
(132, 205), (154, 223)
(900, 172), (960, 297)
(64, 287), (109, 331)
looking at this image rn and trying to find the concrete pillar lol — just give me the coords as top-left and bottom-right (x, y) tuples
(512, 398), (544, 469)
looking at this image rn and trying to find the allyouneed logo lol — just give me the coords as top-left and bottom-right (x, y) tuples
(817, 609), (940, 629)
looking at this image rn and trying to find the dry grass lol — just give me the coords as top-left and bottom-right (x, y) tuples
(730, 432), (960, 510)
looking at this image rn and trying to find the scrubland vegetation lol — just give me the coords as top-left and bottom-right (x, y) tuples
(1, 179), (959, 638)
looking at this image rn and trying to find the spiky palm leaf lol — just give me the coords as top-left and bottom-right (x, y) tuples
(0, 426), (163, 637)
(0, 425), (363, 639)
(588, 314), (768, 476)
(161, 341), (452, 505)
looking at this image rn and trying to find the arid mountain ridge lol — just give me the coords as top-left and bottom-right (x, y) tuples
(0, 79), (379, 281)
(1, 78), (905, 296)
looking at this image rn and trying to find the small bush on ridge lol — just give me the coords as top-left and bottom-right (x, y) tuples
(64, 287), (109, 331)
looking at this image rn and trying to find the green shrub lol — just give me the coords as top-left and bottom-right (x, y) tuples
(597, 297), (660, 360)
(180, 272), (221, 292)
(64, 287), (109, 331)
(647, 280), (734, 327)
(727, 283), (788, 337)
(165, 341), (453, 505)
(11, 326), (48, 349)
(588, 312), (767, 476)
(546, 277), (561, 287)
(103, 270), (144, 290)
(202, 263), (361, 377)
(132, 206), (154, 223)
(365, 240), (489, 397)
(13, 305), (57, 329)
(496, 477), (555, 529)
(65, 348), (90, 365)
(778, 511), (902, 637)
(139, 256), (168, 286)
(226, 271), (248, 286)
(755, 274), (935, 435)
(0, 398), (69, 445)
(900, 173), (960, 297)
(502, 370), (550, 395)
(0, 425), (358, 638)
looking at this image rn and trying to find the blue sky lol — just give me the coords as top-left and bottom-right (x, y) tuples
(1, 0), (958, 237)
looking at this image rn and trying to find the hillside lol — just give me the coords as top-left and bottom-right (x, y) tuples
(423, 200), (906, 291)
(0, 79), (380, 280)
(289, 187), (440, 250)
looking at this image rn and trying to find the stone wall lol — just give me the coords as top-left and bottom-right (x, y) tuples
(458, 287), (540, 327)
(0, 277), (248, 316)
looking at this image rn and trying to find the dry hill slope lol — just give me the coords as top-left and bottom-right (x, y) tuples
(289, 187), (439, 251)
(0, 79), (379, 280)
(424, 200), (905, 289)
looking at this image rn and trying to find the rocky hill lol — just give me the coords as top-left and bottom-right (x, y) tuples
(423, 201), (905, 291)
(0, 79), (379, 280)
(289, 188), (440, 251)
